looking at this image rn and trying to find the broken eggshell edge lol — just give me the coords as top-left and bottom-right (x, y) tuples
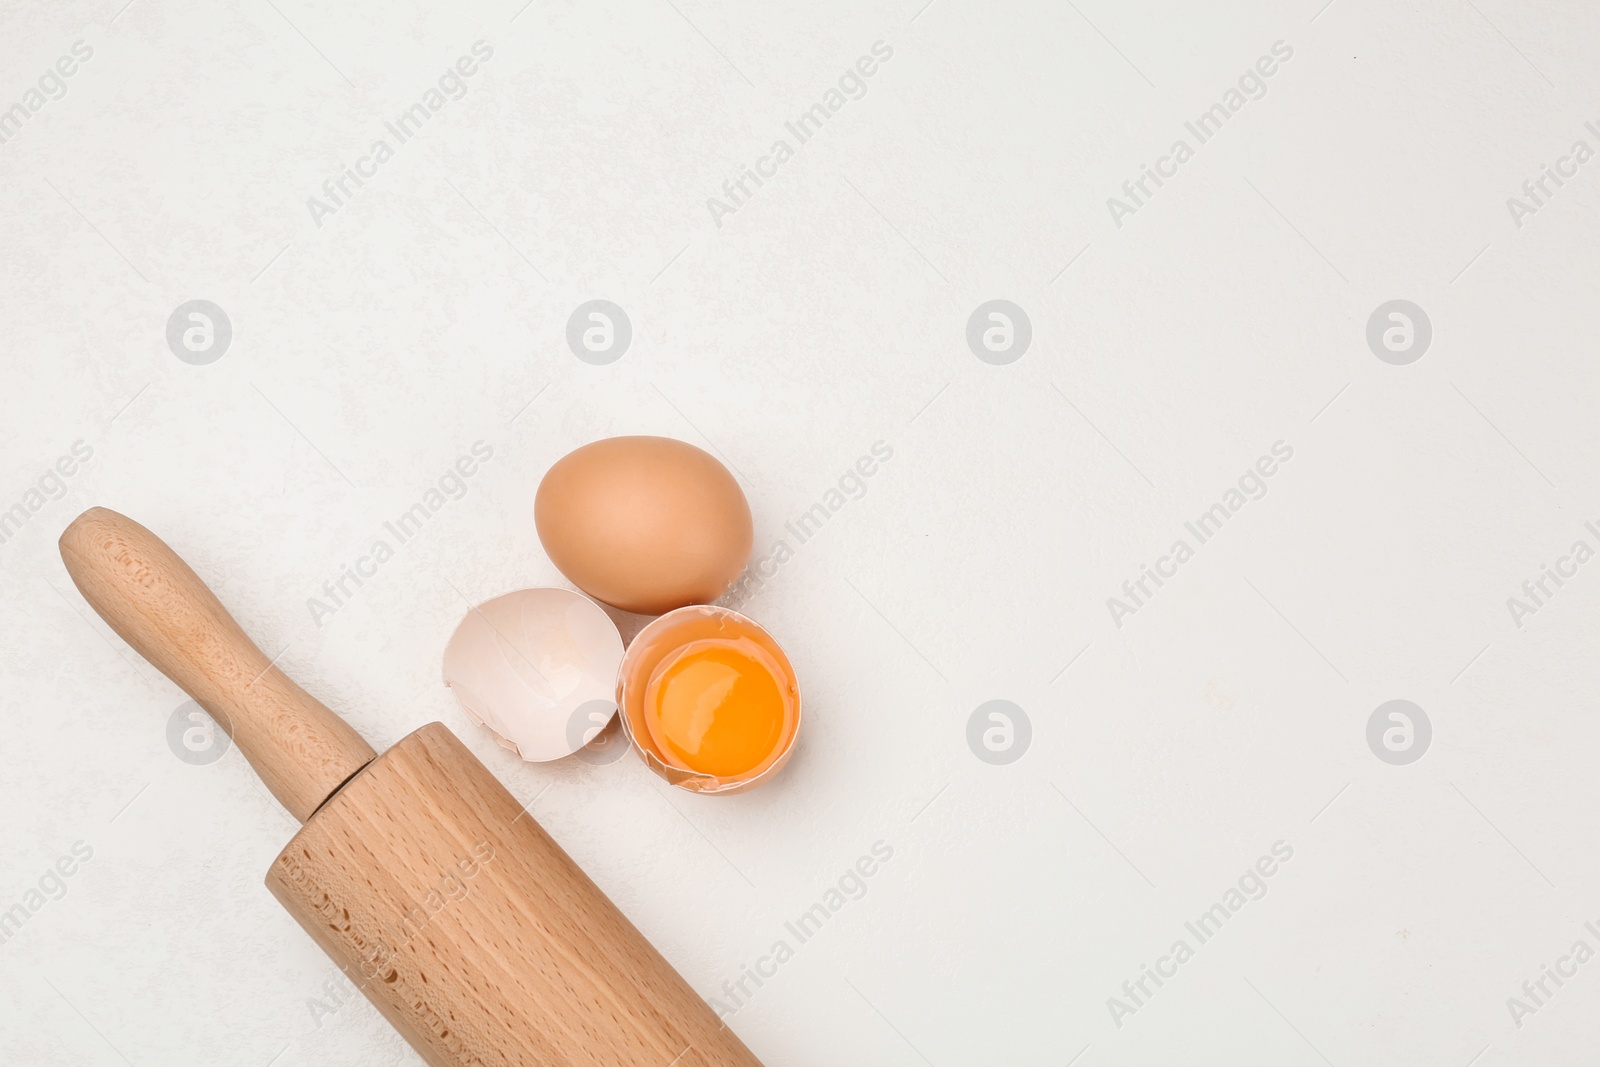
(615, 604), (802, 795)
(441, 587), (624, 762)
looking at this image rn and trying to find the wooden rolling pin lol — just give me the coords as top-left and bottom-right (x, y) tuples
(60, 507), (764, 1067)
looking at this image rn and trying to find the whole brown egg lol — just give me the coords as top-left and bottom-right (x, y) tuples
(534, 436), (753, 615)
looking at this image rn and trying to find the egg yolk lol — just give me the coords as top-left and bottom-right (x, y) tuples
(642, 636), (788, 778)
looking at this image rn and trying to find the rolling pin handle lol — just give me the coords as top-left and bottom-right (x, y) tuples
(59, 507), (376, 823)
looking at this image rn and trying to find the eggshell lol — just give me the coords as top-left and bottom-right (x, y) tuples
(535, 436), (753, 615)
(441, 588), (623, 762)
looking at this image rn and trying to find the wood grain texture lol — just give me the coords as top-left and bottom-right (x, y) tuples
(59, 507), (375, 822)
(268, 723), (764, 1067)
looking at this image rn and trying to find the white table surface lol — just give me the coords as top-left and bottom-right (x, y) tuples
(4, 0), (1600, 1063)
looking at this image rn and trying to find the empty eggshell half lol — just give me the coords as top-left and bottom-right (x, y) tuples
(442, 588), (624, 762)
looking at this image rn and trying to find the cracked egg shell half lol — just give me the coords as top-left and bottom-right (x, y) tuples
(442, 587), (624, 762)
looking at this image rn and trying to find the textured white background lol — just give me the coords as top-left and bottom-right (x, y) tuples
(3, 0), (1600, 1063)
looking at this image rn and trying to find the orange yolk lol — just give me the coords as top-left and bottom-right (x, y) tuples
(642, 635), (788, 778)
